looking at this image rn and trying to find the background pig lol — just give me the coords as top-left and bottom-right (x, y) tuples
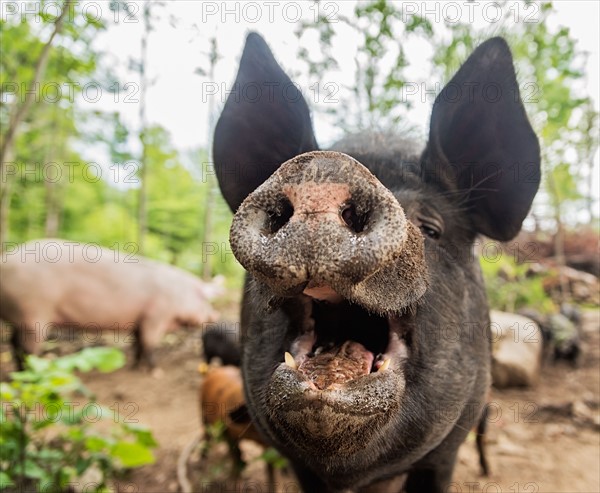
(201, 324), (241, 367)
(213, 33), (540, 492)
(0, 239), (219, 368)
(199, 365), (272, 479)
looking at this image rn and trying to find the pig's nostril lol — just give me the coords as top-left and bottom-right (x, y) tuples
(341, 203), (368, 233)
(267, 198), (294, 234)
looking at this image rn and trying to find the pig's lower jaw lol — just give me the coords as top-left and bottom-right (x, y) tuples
(265, 360), (405, 465)
(264, 300), (409, 463)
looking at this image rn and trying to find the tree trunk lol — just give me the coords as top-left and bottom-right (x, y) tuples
(44, 116), (62, 237)
(553, 214), (568, 305)
(200, 37), (219, 280)
(583, 111), (597, 226)
(547, 170), (568, 304)
(201, 181), (216, 280)
(137, 3), (150, 254)
(138, 133), (148, 254)
(44, 170), (61, 237)
(0, 160), (14, 248)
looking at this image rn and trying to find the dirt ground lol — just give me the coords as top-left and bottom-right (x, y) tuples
(2, 309), (599, 493)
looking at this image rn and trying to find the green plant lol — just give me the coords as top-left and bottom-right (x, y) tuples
(0, 347), (157, 492)
(480, 254), (556, 314)
(200, 420), (226, 457)
(258, 447), (288, 470)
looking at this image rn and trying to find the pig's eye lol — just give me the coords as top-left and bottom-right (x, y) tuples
(420, 223), (441, 240)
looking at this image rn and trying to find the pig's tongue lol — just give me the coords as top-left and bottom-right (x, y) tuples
(297, 341), (374, 390)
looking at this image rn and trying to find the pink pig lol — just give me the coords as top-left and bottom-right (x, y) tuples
(0, 239), (220, 368)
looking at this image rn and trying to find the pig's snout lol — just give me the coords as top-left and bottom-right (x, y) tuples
(230, 151), (428, 313)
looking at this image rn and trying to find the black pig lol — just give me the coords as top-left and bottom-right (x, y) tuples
(201, 325), (241, 367)
(213, 33), (540, 493)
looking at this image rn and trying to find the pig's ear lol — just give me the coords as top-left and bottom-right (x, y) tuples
(213, 32), (318, 212)
(423, 37), (540, 241)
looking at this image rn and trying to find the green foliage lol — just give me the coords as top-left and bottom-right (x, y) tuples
(0, 348), (156, 493)
(480, 255), (555, 314)
(200, 421), (288, 476)
(296, 0), (432, 132)
(258, 447), (288, 470)
(142, 125), (202, 260)
(199, 420), (230, 478)
(429, 1), (598, 226)
(548, 162), (583, 210)
(202, 419), (227, 451)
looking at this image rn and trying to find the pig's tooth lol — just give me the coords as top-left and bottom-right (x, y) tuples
(378, 358), (391, 372)
(284, 352), (297, 369)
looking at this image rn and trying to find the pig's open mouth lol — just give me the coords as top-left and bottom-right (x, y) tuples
(265, 296), (410, 458)
(278, 297), (410, 391)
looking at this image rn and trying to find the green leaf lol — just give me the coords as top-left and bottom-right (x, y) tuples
(124, 424), (158, 448)
(82, 347), (126, 372)
(25, 355), (51, 373)
(55, 347), (125, 373)
(34, 449), (64, 461)
(57, 466), (78, 486)
(63, 410), (85, 427)
(111, 442), (155, 468)
(0, 472), (14, 489)
(75, 456), (93, 476)
(259, 447), (289, 469)
(0, 383), (16, 401)
(85, 435), (111, 452)
(24, 460), (47, 479)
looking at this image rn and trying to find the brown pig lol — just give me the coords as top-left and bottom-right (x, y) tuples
(0, 239), (220, 368)
(200, 365), (274, 481)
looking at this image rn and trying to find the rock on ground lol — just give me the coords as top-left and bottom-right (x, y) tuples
(490, 310), (543, 388)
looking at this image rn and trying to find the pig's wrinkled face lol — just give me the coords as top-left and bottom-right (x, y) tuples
(231, 150), (433, 473)
(234, 145), (491, 486)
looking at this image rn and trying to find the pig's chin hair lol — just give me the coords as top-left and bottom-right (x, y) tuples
(254, 367), (444, 475)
